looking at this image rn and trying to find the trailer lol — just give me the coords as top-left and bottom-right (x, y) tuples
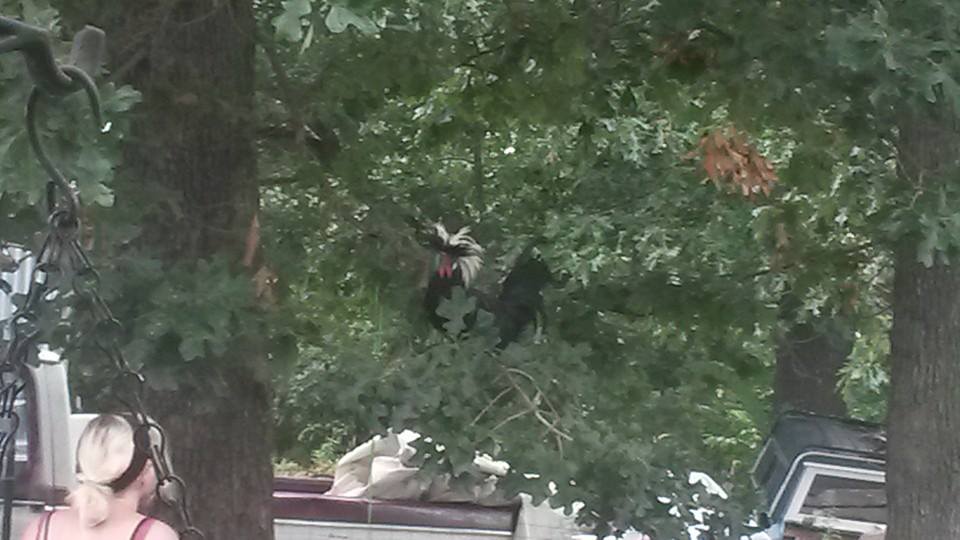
(751, 412), (887, 540)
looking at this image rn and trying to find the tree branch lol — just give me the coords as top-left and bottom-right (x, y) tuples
(491, 408), (532, 432)
(258, 33), (340, 162)
(473, 125), (485, 210)
(503, 368), (572, 443)
(471, 387), (513, 426)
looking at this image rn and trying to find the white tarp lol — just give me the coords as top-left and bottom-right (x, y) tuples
(328, 430), (581, 540)
(329, 430), (507, 503)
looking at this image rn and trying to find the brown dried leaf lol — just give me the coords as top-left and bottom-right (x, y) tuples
(688, 126), (778, 199)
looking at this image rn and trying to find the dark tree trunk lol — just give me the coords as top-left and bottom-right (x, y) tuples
(62, 2), (274, 539)
(148, 361), (274, 540)
(773, 315), (851, 417)
(887, 106), (960, 539)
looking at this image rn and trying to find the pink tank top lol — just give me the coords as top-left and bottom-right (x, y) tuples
(36, 511), (155, 540)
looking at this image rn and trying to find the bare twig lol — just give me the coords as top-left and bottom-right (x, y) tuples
(472, 124), (485, 209)
(260, 34), (308, 145)
(471, 386), (513, 426)
(491, 408), (532, 432)
(107, 47), (146, 84)
(503, 369), (572, 442)
(504, 367), (566, 425)
(258, 31), (339, 164)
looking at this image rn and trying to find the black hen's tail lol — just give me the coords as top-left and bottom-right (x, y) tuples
(495, 254), (551, 348)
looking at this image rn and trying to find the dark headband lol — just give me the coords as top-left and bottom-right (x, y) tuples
(107, 415), (151, 493)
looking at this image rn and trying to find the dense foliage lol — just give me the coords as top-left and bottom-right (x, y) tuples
(258, 0), (897, 536)
(5, 0), (938, 537)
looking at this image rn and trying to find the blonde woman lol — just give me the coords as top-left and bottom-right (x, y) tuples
(20, 414), (178, 540)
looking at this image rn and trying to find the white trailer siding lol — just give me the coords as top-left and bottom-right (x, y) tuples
(275, 519), (511, 540)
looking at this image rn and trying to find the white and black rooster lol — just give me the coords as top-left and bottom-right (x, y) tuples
(422, 223), (550, 348)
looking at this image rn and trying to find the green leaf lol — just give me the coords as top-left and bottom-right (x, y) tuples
(178, 335), (205, 362)
(103, 85), (142, 114)
(435, 287), (476, 335)
(273, 0), (313, 42)
(923, 68), (946, 103)
(882, 49), (900, 71)
(325, 5), (378, 35)
(299, 23), (316, 55)
(940, 71), (960, 117)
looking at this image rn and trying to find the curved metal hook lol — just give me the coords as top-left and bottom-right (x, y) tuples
(25, 65), (102, 217)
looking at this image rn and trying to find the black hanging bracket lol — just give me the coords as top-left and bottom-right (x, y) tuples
(0, 18), (105, 217)
(0, 18), (104, 95)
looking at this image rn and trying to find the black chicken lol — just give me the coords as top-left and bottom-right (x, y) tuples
(423, 223), (550, 348)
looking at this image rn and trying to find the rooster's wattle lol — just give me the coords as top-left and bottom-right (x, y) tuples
(423, 223), (550, 348)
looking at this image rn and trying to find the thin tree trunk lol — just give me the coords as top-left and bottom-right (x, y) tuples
(887, 106), (960, 538)
(63, 2), (274, 539)
(773, 313), (851, 417)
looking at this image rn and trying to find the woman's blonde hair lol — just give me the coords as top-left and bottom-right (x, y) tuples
(66, 414), (155, 528)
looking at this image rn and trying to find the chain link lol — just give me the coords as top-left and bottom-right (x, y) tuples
(66, 236), (205, 540)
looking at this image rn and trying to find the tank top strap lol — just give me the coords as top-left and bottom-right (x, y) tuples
(37, 511), (54, 540)
(130, 517), (155, 540)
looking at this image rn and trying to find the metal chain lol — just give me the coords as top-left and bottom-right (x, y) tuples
(1, 169), (205, 540)
(64, 223), (205, 540)
(0, 15), (204, 540)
